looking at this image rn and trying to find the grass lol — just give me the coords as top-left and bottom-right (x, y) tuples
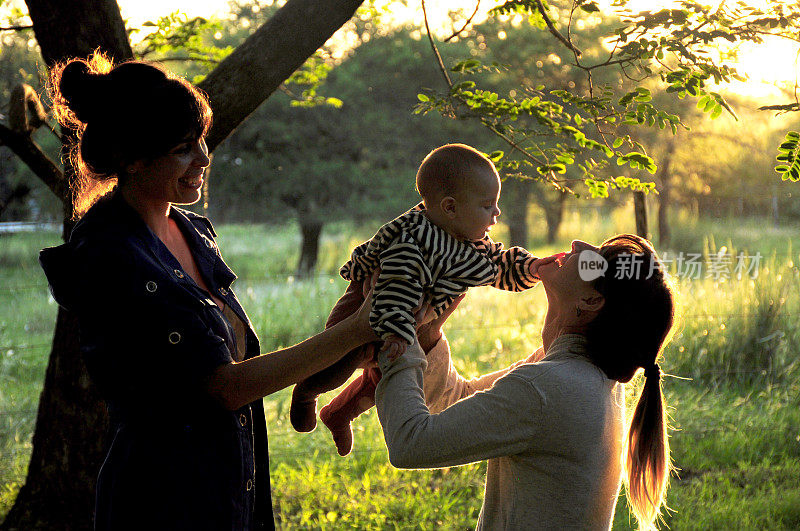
(1, 205), (799, 529)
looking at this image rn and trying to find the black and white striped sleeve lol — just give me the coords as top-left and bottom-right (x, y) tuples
(484, 240), (539, 292)
(369, 233), (432, 344)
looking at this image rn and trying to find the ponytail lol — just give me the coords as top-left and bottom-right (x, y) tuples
(583, 234), (675, 529)
(624, 364), (670, 529)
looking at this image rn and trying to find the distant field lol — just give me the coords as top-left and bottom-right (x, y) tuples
(1, 207), (799, 529)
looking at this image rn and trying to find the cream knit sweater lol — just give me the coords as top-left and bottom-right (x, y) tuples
(375, 334), (625, 530)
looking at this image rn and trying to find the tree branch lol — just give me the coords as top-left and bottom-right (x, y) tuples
(154, 56), (221, 64)
(198, 0), (365, 152)
(0, 24), (33, 31)
(444, 0), (480, 43)
(421, 0), (452, 88)
(0, 123), (66, 201)
(534, 0), (582, 57)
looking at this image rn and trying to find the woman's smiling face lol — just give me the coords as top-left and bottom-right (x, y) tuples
(125, 135), (211, 207)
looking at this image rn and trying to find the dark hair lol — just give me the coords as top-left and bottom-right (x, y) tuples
(49, 51), (212, 218)
(586, 234), (674, 529)
(415, 143), (497, 202)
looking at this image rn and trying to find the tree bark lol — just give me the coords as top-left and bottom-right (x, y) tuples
(544, 192), (566, 244)
(3, 0), (366, 528)
(0, 124), (65, 201)
(656, 138), (676, 247)
(296, 219), (323, 278)
(24, 0), (133, 67)
(2, 2), (133, 529)
(501, 178), (529, 247)
(530, 184), (567, 245)
(633, 191), (648, 239)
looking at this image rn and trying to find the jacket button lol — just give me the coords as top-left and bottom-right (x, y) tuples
(145, 281), (157, 293)
(219, 287), (228, 296)
(246, 479), (253, 491)
(205, 239), (214, 249)
(168, 331), (181, 344)
(174, 269), (184, 279)
(239, 414), (247, 427)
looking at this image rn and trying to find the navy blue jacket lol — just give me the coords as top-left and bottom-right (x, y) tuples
(40, 192), (274, 530)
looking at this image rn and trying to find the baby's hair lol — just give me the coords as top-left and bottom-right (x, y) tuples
(49, 51), (212, 218)
(415, 144), (498, 203)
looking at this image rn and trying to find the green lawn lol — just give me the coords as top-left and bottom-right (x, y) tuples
(1, 208), (799, 529)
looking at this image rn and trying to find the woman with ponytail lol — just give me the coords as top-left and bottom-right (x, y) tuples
(40, 53), (377, 530)
(375, 234), (674, 530)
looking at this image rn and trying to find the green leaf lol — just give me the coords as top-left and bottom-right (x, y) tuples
(417, 93), (430, 102)
(613, 138), (624, 148)
(488, 150), (504, 162)
(452, 80), (476, 92)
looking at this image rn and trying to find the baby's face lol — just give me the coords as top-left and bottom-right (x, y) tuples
(451, 170), (501, 240)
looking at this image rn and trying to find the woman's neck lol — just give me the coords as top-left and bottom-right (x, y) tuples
(541, 304), (588, 353)
(119, 186), (171, 240)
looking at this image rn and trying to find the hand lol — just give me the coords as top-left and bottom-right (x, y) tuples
(529, 252), (567, 279)
(414, 294), (465, 354)
(380, 335), (408, 361)
(351, 287), (380, 344)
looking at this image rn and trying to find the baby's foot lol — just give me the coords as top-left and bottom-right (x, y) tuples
(319, 403), (354, 456)
(289, 386), (318, 433)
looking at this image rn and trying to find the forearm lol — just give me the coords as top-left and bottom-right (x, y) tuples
(422, 338), (545, 413)
(208, 314), (374, 410)
(376, 340), (540, 469)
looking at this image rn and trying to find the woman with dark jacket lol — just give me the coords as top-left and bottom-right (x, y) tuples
(40, 53), (376, 530)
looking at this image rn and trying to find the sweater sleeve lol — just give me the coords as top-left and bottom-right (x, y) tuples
(422, 336), (546, 413)
(376, 340), (544, 469)
(482, 239), (539, 292)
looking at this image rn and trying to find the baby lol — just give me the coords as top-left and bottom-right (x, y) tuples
(290, 143), (541, 455)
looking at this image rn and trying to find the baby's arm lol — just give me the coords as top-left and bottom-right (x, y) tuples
(369, 233), (431, 349)
(483, 240), (540, 291)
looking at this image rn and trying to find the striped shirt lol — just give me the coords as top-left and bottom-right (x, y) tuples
(341, 203), (539, 344)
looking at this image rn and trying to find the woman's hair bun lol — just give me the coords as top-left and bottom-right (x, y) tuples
(59, 60), (109, 124)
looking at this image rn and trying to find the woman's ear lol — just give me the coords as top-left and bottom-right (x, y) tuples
(440, 196), (457, 219)
(578, 290), (605, 314)
(124, 160), (144, 175)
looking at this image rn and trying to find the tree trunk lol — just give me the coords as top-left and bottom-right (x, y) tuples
(2, 3), (133, 529)
(501, 178), (529, 247)
(1, 309), (108, 531)
(633, 191), (648, 239)
(530, 184), (567, 245)
(296, 220), (323, 278)
(657, 138), (676, 247)
(544, 192), (566, 244)
(4, 0), (366, 528)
